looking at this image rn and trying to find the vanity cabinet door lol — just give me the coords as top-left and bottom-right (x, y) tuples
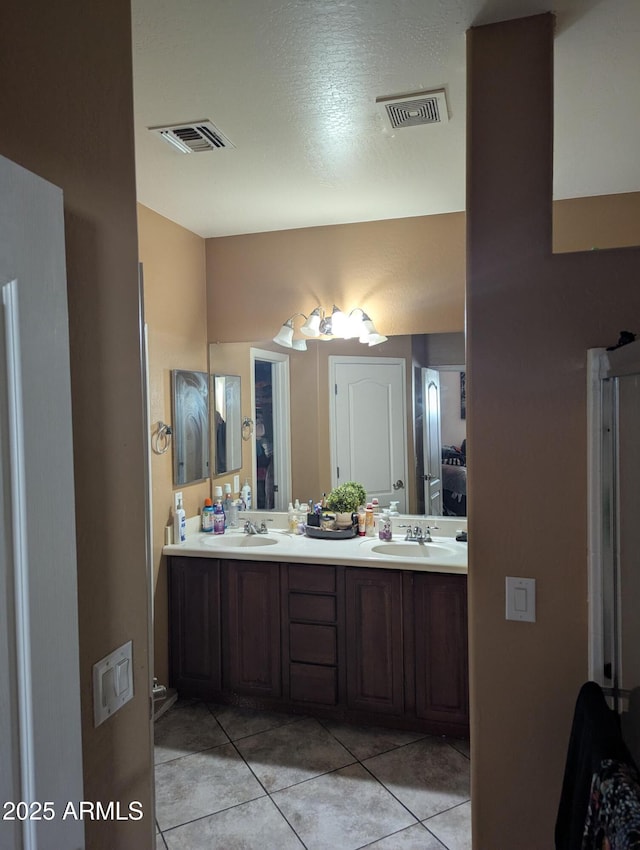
(222, 560), (282, 698)
(169, 557), (221, 697)
(413, 573), (468, 728)
(345, 568), (404, 715)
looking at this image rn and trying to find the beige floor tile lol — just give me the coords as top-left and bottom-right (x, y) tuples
(273, 762), (417, 850)
(163, 796), (304, 850)
(154, 701), (228, 764)
(364, 822), (447, 849)
(364, 737), (470, 820)
(424, 801), (472, 850)
(321, 719), (428, 761)
(207, 702), (301, 741)
(155, 744), (265, 831)
(235, 716), (355, 792)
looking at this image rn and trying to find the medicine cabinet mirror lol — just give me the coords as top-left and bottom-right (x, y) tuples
(212, 374), (242, 474)
(172, 369), (210, 485)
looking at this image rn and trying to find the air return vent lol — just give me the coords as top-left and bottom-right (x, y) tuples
(376, 89), (449, 129)
(149, 120), (234, 153)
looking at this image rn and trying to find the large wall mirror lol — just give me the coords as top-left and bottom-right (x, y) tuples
(209, 332), (466, 516)
(212, 374), (242, 474)
(172, 369), (210, 485)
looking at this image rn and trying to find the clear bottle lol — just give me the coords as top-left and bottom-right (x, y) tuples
(288, 501), (297, 533)
(227, 499), (239, 528)
(213, 499), (225, 534)
(201, 497), (214, 532)
(378, 509), (392, 540)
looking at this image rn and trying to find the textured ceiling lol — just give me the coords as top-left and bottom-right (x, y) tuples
(132, 0), (640, 237)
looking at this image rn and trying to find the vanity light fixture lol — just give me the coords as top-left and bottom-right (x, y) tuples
(272, 313), (308, 350)
(274, 306), (387, 349)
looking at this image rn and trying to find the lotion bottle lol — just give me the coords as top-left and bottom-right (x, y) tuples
(174, 495), (186, 543)
(241, 479), (252, 510)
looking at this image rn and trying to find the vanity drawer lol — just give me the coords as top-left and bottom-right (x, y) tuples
(290, 662), (337, 705)
(289, 593), (336, 623)
(288, 564), (335, 593)
(290, 623), (337, 665)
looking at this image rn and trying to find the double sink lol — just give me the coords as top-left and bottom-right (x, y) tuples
(200, 528), (463, 560)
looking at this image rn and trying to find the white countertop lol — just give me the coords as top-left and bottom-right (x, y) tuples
(164, 525), (467, 574)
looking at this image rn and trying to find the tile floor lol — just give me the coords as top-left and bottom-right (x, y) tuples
(154, 699), (471, 850)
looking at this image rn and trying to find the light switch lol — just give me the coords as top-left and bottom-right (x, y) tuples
(506, 577), (536, 622)
(93, 640), (134, 727)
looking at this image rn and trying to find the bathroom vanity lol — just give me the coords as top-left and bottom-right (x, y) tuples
(164, 521), (468, 738)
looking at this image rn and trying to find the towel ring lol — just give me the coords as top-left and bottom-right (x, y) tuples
(242, 416), (254, 441)
(152, 420), (172, 454)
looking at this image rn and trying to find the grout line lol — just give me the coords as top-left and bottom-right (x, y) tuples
(160, 792), (267, 836)
(356, 820), (446, 850)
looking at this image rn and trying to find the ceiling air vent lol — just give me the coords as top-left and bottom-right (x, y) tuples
(376, 89), (449, 129)
(149, 120), (234, 153)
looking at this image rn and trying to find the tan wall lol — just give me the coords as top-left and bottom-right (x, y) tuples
(467, 14), (640, 848)
(206, 213), (467, 342)
(138, 205), (209, 687)
(554, 191), (640, 253)
(0, 2), (153, 847)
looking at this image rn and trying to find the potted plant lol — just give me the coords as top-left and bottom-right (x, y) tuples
(325, 481), (367, 527)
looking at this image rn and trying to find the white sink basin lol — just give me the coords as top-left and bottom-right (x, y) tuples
(369, 541), (458, 558)
(202, 534), (279, 548)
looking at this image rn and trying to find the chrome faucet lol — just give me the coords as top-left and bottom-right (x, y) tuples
(400, 523), (432, 543)
(244, 519), (270, 535)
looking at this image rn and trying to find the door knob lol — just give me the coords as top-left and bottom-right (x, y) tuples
(393, 479), (405, 490)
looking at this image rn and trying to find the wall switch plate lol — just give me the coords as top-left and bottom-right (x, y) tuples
(233, 474), (240, 494)
(93, 640), (134, 727)
(174, 490), (183, 512)
(506, 577), (536, 622)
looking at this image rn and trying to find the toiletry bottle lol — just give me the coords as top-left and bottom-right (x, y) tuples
(223, 483), (233, 513)
(213, 499), (225, 534)
(357, 505), (366, 536)
(227, 499), (239, 528)
(378, 509), (392, 540)
(202, 497), (214, 532)
(371, 497), (380, 515)
(365, 503), (375, 536)
(288, 502), (297, 533)
(241, 478), (252, 510)
(174, 496), (186, 543)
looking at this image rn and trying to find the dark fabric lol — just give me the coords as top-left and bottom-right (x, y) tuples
(582, 759), (640, 849)
(556, 682), (633, 850)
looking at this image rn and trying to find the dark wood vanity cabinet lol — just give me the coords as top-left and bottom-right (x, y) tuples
(222, 559), (282, 698)
(344, 568), (404, 716)
(168, 556), (221, 697)
(282, 563), (342, 707)
(412, 573), (469, 728)
(168, 556), (468, 735)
